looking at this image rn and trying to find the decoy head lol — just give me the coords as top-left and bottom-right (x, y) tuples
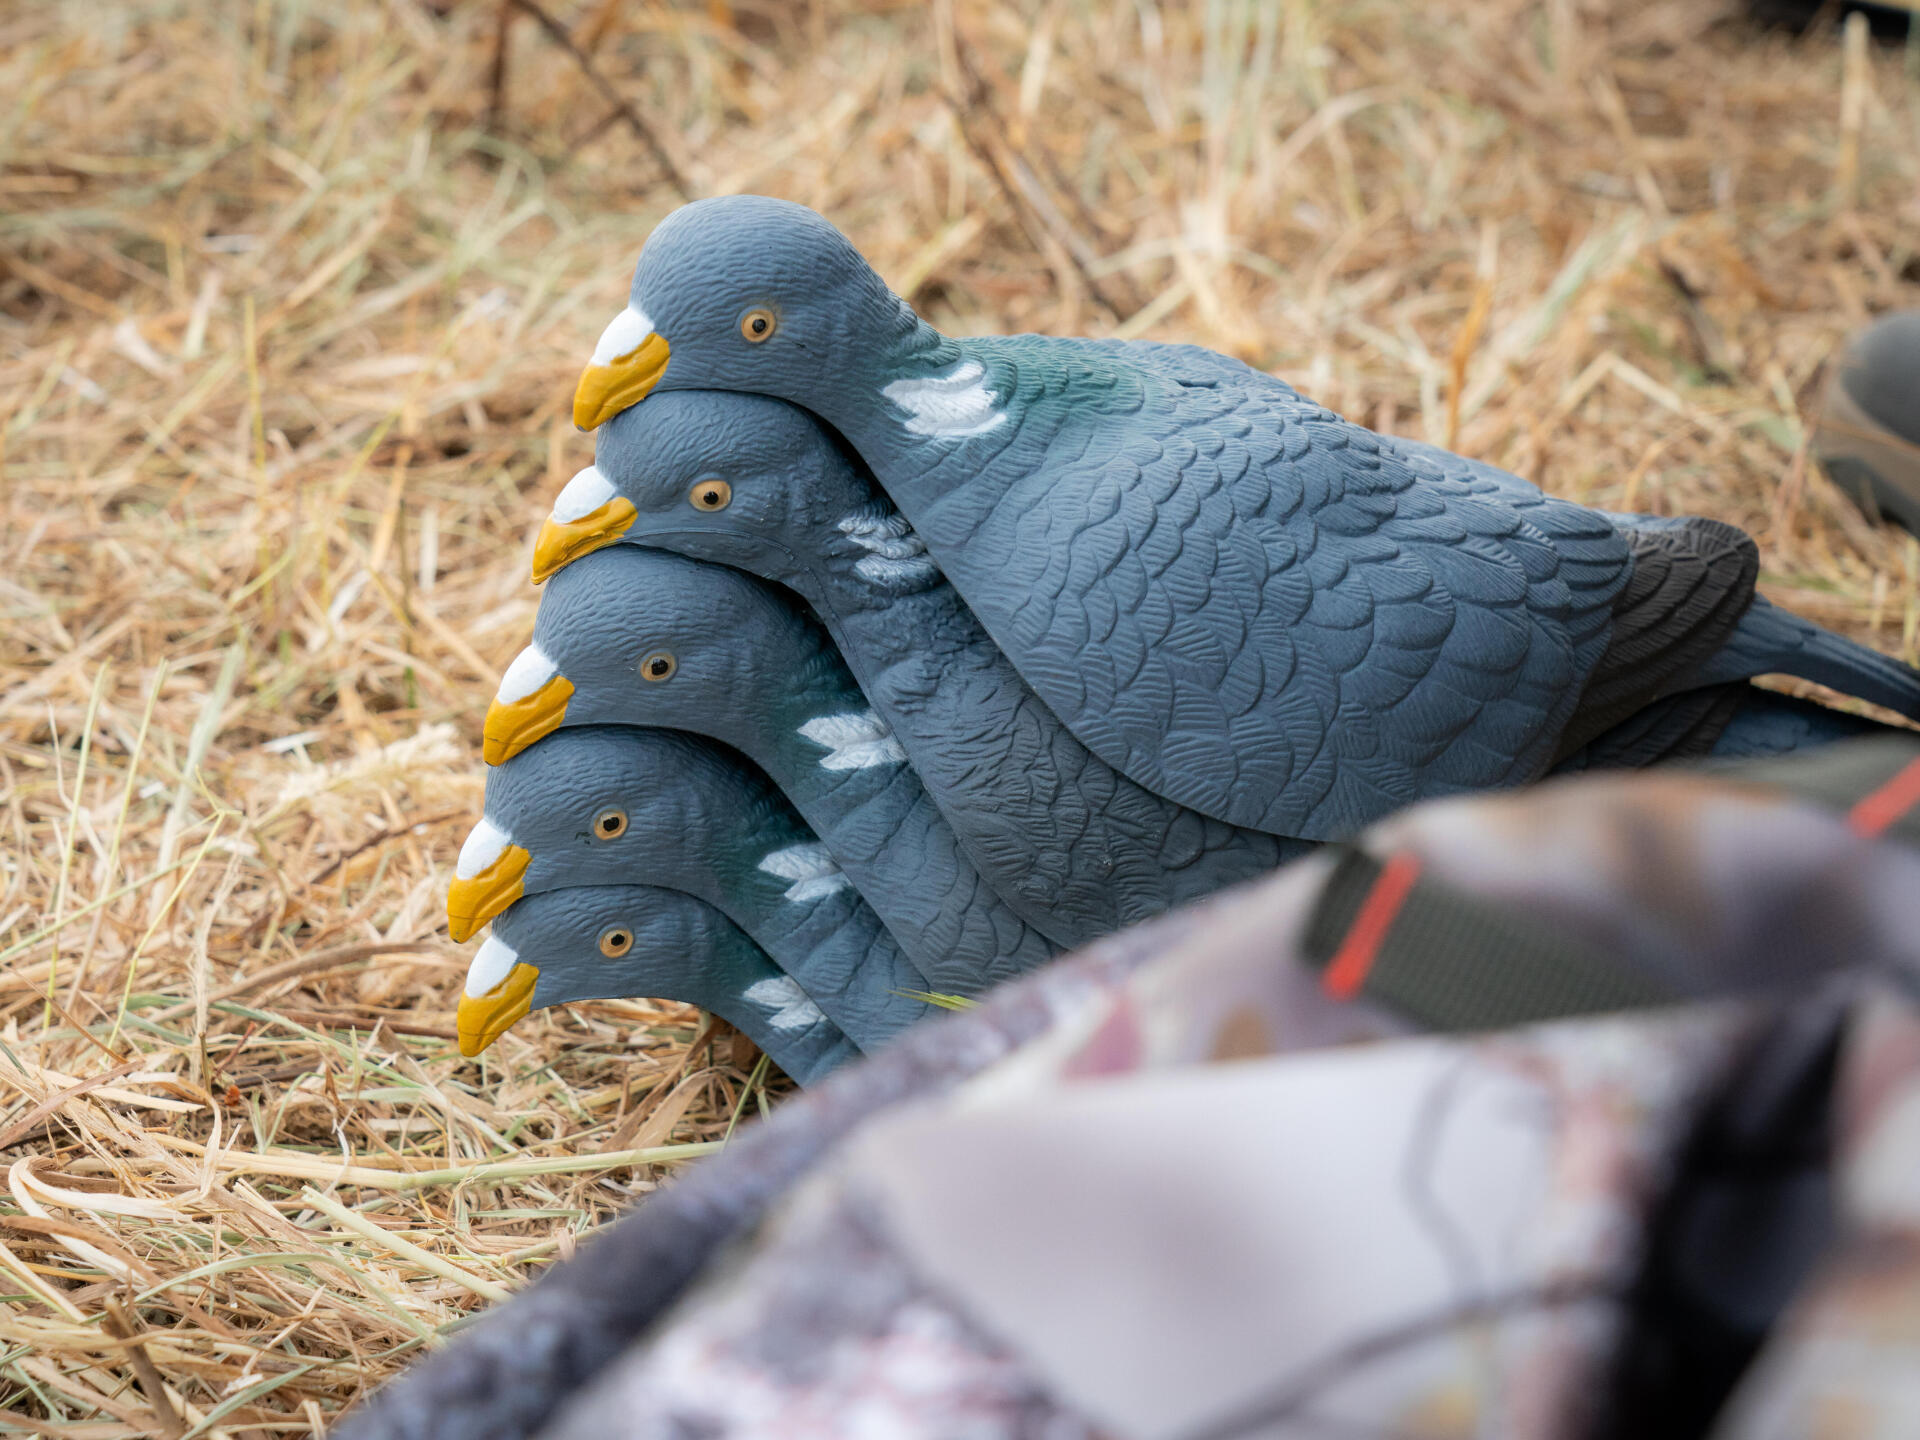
(455, 883), (775, 1058)
(570, 196), (930, 432)
(481, 545), (834, 766)
(447, 726), (780, 942)
(532, 391), (866, 585)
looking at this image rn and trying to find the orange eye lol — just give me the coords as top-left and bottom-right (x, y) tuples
(598, 926), (633, 958)
(640, 651), (676, 682)
(739, 308), (776, 343)
(690, 479), (732, 511)
(593, 808), (628, 840)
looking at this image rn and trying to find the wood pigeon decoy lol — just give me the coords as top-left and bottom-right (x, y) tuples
(452, 724), (935, 1056)
(480, 543), (1059, 991)
(564, 195), (1920, 838)
(457, 883), (860, 1083)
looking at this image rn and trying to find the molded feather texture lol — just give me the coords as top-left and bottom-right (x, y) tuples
(609, 198), (1920, 839)
(836, 345), (1637, 836)
(584, 391), (1310, 950)
(794, 712), (908, 770)
(756, 842), (853, 903)
(524, 546), (1060, 991)
(492, 884), (861, 1084)
(741, 975), (829, 1033)
(474, 725), (935, 1050)
(1550, 685), (1749, 774)
(836, 510), (942, 588)
(1550, 677), (1903, 772)
(1552, 513), (1761, 757)
(1687, 594), (1920, 718)
(590, 201), (1918, 845)
(880, 361), (1008, 437)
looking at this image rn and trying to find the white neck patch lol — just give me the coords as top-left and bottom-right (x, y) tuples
(465, 933), (520, 998)
(743, 976), (826, 1032)
(553, 465), (616, 523)
(496, 644), (558, 704)
(837, 511), (940, 587)
(457, 816), (513, 879)
(757, 842), (852, 903)
(797, 711), (907, 771)
(591, 306), (654, 365)
(881, 361), (1006, 438)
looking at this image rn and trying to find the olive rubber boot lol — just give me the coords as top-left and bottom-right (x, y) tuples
(1813, 310), (1920, 536)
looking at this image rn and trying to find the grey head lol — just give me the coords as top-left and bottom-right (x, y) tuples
(461, 882), (860, 1086)
(481, 544), (863, 771)
(535, 389), (940, 616)
(483, 546), (1059, 993)
(450, 724), (810, 942)
(455, 723), (941, 1052)
(569, 196), (955, 438)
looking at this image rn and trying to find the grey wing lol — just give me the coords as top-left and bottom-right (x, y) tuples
(978, 384), (1633, 837)
(805, 761), (1061, 994)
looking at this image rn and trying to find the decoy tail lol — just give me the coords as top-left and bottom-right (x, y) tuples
(1691, 595), (1920, 719)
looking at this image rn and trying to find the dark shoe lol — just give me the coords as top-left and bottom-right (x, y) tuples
(1748, 0), (1918, 40)
(1813, 310), (1920, 535)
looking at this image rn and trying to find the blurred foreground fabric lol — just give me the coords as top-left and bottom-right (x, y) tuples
(340, 739), (1920, 1440)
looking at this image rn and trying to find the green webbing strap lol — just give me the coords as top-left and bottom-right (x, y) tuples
(1301, 735), (1920, 1032)
(1300, 846), (1672, 1033)
(1705, 733), (1920, 847)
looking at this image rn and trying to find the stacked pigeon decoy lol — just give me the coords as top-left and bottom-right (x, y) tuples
(447, 195), (1914, 1080)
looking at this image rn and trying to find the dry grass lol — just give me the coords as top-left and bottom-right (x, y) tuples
(1, 0), (1917, 1432)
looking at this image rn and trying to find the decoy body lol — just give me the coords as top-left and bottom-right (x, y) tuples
(569, 194), (1920, 837)
(459, 884), (859, 1083)
(535, 391), (1307, 947)
(452, 725), (936, 1051)
(482, 544), (1059, 992)
(529, 394), (1899, 947)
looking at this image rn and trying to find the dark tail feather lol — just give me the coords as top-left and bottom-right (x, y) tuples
(1691, 596), (1920, 718)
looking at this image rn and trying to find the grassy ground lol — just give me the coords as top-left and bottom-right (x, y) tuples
(2, 0), (1917, 1432)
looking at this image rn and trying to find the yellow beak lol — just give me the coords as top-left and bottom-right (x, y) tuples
(457, 962), (540, 1057)
(574, 333), (670, 431)
(483, 674), (574, 766)
(531, 498), (639, 584)
(445, 845), (532, 943)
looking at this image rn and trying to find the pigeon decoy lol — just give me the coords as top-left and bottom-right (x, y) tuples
(569, 195), (1920, 837)
(451, 725), (937, 1051)
(482, 544), (1059, 991)
(532, 392), (1899, 941)
(459, 882), (859, 1083)
(533, 390), (1308, 946)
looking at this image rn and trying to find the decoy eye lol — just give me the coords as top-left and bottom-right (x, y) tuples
(598, 926), (633, 958)
(739, 308), (776, 343)
(640, 651), (676, 682)
(690, 479), (732, 511)
(592, 808), (628, 840)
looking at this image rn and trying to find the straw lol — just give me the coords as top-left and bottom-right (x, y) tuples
(3, 0), (1916, 1430)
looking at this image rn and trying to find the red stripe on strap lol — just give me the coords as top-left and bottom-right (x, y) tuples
(1848, 755), (1920, 838)
(1322, 852), (1424, 1001)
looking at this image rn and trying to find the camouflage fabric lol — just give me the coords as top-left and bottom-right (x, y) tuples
(1712, 994), (1920, 1439)
(338, 740), (1920, 1440)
